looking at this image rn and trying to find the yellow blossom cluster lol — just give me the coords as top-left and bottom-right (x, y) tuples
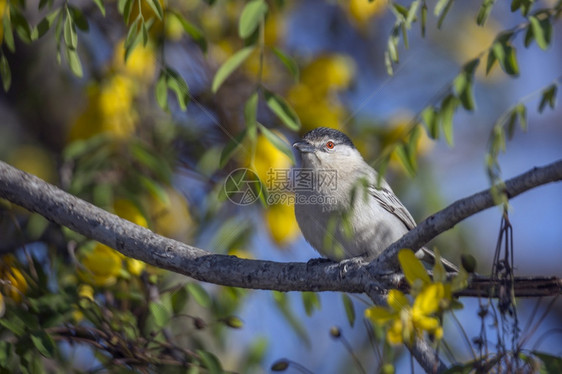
(248, 134), (299, 246)
(365, 249), (467, 346)
(68, 40), (156, 141)
(0, 256), (29, 316)
(288, 54), (355, 132)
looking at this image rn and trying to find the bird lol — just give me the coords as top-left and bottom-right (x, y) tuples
(292, 127), (455, 270)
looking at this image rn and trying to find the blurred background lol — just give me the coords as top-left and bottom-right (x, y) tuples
(1, 0), (561, 372)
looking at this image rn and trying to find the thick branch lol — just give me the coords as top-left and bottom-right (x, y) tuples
(1, 159), (561, 374)
(0, 160), (561, 294)
(371, 160), (562, 271)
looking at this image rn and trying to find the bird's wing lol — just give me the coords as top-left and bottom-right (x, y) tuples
(368, 185), (417, 230)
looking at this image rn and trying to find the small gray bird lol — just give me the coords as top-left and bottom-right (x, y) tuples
(293, 127), (454, 269)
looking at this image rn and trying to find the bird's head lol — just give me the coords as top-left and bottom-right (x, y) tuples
(293, 127), (363, 169)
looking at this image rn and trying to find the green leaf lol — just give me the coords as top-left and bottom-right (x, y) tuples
(30, 331), (56, 358)
(394, 144), (416, 177)
(272, 47), (299, 82)
(3, 12), (15, 52)
(440, 95), (458, 146)
(68, 5), (89, 31)
(66, 47), (83, 77)
(239, 0), (268, 39)
(434, 0), (453, 28)
(212, 46), (254, 93)
(170, 286), (190, 314)
(387, 38), (398, 63)
(165, 67), (190, 111)
(244, 92), (259, 141)
(187, 282), (211, 308)
(33, 9), (61, 40)
(384, 51), (394, 76)
(538, 84), (557, 113)
(0, 54), (11, 92)
(63, 9), (77, 49)
(516, 103), (527, 131)
(485, 50), (497, 75)
(505, 110), (518, 140)
(119, 0), (134, 23)
(405, 0), (419, 27)
(124, 17), (142, 61)
(421, 106), (439, 139)
(155, 70), (168, 111)
(398, 249), (431, 286)
(476, 0), (495, 26)
(257, 123), (296, 165)
(341, 293), (356, 327)
(219, 128), (247, 168)
(93, 0), (106, 16)
(492, 41), (519, 76)
(10, 7), (32, 44)
(144, 0), (163, 20)
(149, 302), (171, 327)
(454, 73), (476, 111)
(301, 292), (321, 316)
(196, 350), (224, 374)
(263, 90), (301, 131)
(392, 3), (409, 18)
(171, 11), (207, 53)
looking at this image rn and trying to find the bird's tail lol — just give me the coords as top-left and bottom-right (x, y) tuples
(416, 247), (458, 272)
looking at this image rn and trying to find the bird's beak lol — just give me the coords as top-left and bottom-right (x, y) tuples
(292, 140), (315, 153)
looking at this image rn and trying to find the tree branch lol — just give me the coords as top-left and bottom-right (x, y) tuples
(1, 159), (561, 374)
(0, 160), (561, 293)
(370, 159), (562, 271)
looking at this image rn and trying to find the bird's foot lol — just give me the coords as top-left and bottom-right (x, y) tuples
(306, 257), (335, 271)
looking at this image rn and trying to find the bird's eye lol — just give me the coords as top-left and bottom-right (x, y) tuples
(326, 141), (335, 149)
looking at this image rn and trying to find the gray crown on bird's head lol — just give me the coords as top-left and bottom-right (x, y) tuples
(302, 127), (356, 149)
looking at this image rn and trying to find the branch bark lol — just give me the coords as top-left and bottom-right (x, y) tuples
(1, 159), (562, 373)
(370, 159), (562, 272)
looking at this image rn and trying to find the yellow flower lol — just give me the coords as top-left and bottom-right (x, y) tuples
(98, 75), (136, 118)
(0, 0), (7, 42)
(126, 258), (145, 276)
(288, 85), (346, 132)
(2, 266), (28, 303)
(149, 187), (193, 240)
(301, 54), (355, 94)
(78, 284), (95, 301)
(365, 249), (464, 346)
(288, 54), (354, 132)
(264, 14), (284, 47)
(365, 285), (443, 345)
(68, 75), (138, 141)
(113, 198), (148, 228)
(79, 243), (123, 287)
(347, 0), (387, 27)
(265, 202), (300, 246)
(250, 133), (292, 183)
(113, 40), (157, 83)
